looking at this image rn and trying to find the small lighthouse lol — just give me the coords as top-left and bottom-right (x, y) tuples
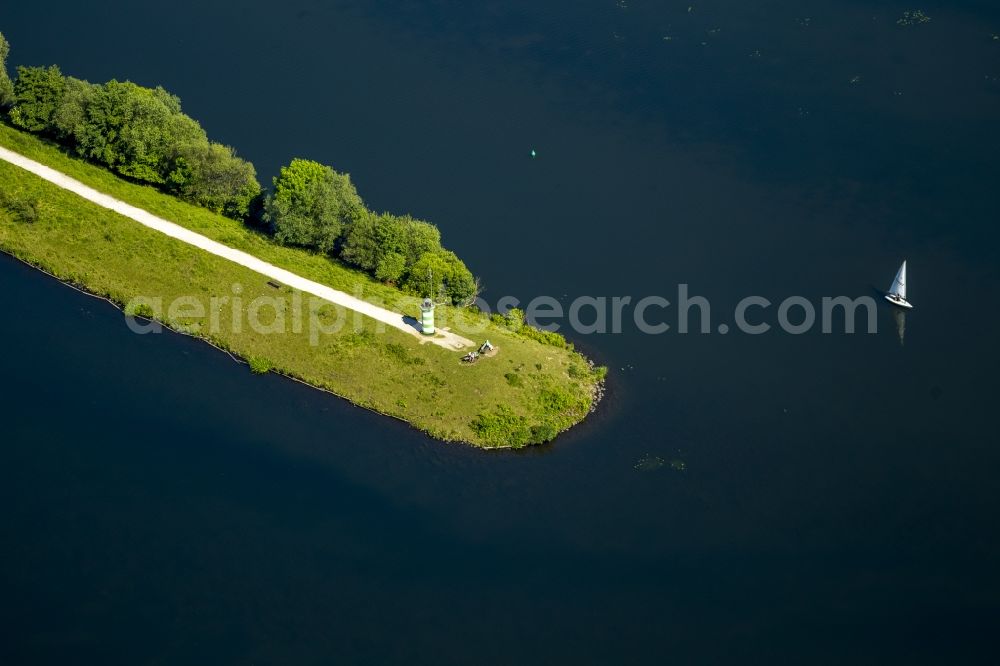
(420, 298), (435, 335)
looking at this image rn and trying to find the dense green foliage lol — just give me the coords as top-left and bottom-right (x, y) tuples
(403, 248), (477, 304)
(470, 406), (534, 447)
(342, 210), (439, 277)
(1, 34), (478, 304)
(515, 323), (571, 348)
(0, 33), (12, 107)
(500, 307), (525, 332)
(74, 80), (205, 183)
(6, 64), (259, 218)
(470, 405), (561, 448)
(267, 161), (477, 304)
(167, 140), (261, 220)
(265, 159), (364, 253)
(9, 65), (64, 132)
(51, 75), (98, 140)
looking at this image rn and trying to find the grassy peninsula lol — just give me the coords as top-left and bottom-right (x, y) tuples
(0, 123), (604, 448)
(0, 32), (604, 447)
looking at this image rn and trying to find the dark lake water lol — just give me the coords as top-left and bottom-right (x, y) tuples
(3, 1), (1000, 663)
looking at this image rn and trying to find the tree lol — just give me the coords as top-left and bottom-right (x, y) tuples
(343, 210), (474, 302)
(167, 141), (261, 219)
(342, 211), (402, 272)
(341, 211), (443, 275)
(51, 76), (99, 144)
(399, 215), (441, 265)
(340, 209), (380, 271)
(265, 159), (365, 253)
(504, 307), (525, 332)
(4, 61), (262, 221)
(438, 250), (477, 304)
(76, 80), (207, 184)
(9, 65), (66, 132)
(0, 32), (13, 108)
(404, 249), (477, 304)
(375, 251), (406, 283)
(405, 251), (451, 299)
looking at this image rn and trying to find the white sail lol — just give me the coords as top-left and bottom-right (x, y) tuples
(889, 261), (907, 300)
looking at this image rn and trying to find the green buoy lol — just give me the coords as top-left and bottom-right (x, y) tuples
(530, 149), (537, 158)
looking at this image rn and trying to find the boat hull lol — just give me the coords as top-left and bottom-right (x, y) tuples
(885, 294), (913, 309)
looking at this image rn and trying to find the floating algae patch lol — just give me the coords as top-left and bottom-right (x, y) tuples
(634, 454), (666, 472)
(897, 10), (930, 27)
(634, 453), (687, 472)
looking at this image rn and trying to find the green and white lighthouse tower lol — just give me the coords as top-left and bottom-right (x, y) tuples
(420, 298), (435, 335)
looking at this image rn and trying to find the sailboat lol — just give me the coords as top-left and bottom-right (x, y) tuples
(885, 260), (913, 309)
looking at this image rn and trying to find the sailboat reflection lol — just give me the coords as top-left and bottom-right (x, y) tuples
(892, 307), (906, 346)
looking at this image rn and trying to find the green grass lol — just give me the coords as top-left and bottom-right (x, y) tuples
(0, 123), (604, 448)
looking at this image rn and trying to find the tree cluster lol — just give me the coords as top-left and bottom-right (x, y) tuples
(0, 34), (478, 302)
(265, 159), (477, 304)
(0, 33), (13, 107)
(6, 63), (259, 218)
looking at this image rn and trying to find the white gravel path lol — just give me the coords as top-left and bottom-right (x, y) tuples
(0, 145), (472, 350)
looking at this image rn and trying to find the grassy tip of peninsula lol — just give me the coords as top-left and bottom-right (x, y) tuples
(0, 121), (605, 449)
